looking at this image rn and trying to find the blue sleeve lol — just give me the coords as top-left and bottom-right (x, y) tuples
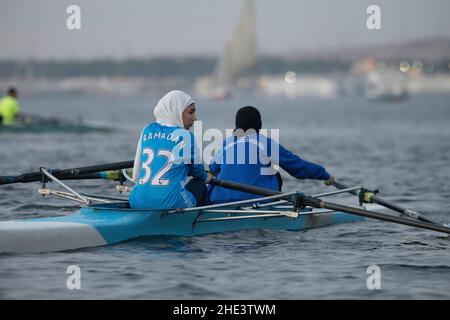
(277, 143), (330, 180)
(188, 163), (207, 181)
(209, 160), (221, 175)
(188, 132), (207, 181)
(207, 138), (228, 175)
(208, 147), (223, 175)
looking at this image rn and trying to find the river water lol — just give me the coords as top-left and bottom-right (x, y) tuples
(0, 92), (449, 299)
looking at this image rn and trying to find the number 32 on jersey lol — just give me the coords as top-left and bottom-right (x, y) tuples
(139, 148), (173, 186)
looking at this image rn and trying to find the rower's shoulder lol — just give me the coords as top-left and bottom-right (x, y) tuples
(0, 96), (8, 106)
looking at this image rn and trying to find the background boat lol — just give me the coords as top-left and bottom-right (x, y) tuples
(364, 70), (409, 102)
(0, 113), (112, 133)
(195, 0), (258, 99)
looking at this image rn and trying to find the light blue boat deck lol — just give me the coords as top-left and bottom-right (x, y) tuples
(34, 202), (365, 244)
(0, 201), (371, 254)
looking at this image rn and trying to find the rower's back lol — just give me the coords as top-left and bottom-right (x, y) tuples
(208, 131), (281, 203)
(130, 122), (204, 209)
(207, 106), (331, 204)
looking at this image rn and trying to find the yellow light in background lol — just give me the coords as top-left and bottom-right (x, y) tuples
(399, 61), (410, 73)
(284, 71), (296, 84)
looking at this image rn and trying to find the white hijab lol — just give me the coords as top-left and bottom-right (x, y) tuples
(132, 90), (194, 182)
(153, 90), (194, 128)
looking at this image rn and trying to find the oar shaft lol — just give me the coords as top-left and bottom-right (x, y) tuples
(41, 173), (104, 181)
(333, 181), (437, 224)
(302, 196), (450, 235)
(369, 195), (435, 223)
(211, 178), (450, 235)
(1, 172), (105, 184)
(51, 161), (134, 176)
(211, 178), (282, 197)
(0, 161), (134, 185)
(56, 170), (132, 181)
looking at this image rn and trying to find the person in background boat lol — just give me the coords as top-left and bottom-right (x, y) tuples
(129, 90), (208, 210)
(207, 106), (335, 204)
(0, 87), (20, 126)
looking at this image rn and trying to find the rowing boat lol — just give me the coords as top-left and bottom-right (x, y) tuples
(1, 161), (449, 254)
(0, 197), (381, 254)
(0, 166), (379, 254)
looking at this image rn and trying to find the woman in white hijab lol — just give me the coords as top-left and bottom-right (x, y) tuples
(129, 90), (207, 209)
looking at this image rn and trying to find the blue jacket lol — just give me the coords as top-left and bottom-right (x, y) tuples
(207, 132), (330, 204)
(130, 123), (207, 209)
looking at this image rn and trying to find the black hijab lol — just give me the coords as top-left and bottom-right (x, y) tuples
(235, 106), (262, 133)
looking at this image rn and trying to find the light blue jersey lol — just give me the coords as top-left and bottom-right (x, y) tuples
(130, 123), (207, 209)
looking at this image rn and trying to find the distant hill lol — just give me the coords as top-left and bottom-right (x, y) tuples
(1, 39), (449, 79)
(288, 38), (450, 62)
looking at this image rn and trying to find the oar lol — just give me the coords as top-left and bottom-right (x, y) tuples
(210, 178), (450, 235)
(211, 178), (282, 197)
(52, 170), (133, 181)
(331, 181), (439, 225)
(0, 160), (133, 185)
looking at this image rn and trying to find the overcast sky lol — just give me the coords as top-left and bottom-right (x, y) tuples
(1, 0), (450, 60)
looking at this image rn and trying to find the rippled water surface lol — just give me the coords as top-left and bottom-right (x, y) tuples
(0, 93), (449, 299)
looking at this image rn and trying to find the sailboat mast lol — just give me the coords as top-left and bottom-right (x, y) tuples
(217, 0), (258, 86)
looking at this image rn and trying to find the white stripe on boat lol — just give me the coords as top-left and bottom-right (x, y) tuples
(0, 221), (106, 254)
